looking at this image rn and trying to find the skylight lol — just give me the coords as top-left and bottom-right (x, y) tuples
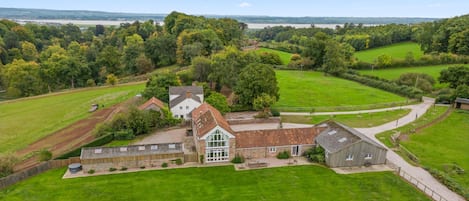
(338, 137), (347, 143)
(328, 130), (337, 135)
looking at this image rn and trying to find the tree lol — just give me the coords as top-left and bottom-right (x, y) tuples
(135, 54), (153, 74)
(375, 54), (392, 68)
(405, 51), (415, 64)
(106, 74), (118, 86)
(322, 40), (347, 75)
(21, 41), (38, 61)
(253, 93), (276, 116)
(123, 34), (144, 74)
(3, 59), (43, 97)
(126, 108), (150, 135)
(234, 63), (279, 106)
(142, 73), (181, 102)
(144, 34), (177, 67)
(97, 45), (121, 75)
(259, 52), (282, 65)
(453, 84), (469, 100)
(205, 92), (230, 115)
(439, 66), (469, 88)
(191, 56), (212, 82)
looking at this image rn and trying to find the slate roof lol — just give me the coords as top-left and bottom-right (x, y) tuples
(138, 97), (166, 110)
(234, 127), (323, 148)
(169, 86), (203, 108)
(316, 121), (387, 153)
(192, 103), (234, 138)
(80, 143), (183, 160)
(455, 97), (469, 104)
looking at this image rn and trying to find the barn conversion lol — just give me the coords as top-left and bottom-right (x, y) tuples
(315, 121), (387, 168)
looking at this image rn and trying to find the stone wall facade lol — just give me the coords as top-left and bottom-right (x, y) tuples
(81, 153), (184, 172)
(235, 144), (315, 159)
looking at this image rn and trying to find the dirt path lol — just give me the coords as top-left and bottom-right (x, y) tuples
(13, 103), (124, 171)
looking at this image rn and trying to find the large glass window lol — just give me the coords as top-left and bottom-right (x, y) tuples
(205, 130), (229, 162)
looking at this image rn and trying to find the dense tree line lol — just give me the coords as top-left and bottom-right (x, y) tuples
(0, 12), (245, 98)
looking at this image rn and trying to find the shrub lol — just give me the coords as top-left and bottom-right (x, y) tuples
(231, 154), (245, 164)
(120, 167), (128, 171)
(38, 149), (52, 161)
(161, 162), (168, 168)
(175, 158), (183, 165)
(106, 74), (118, 86)
(87, 169), (95, 174)
(86, 79), (96, 87)
(270, 108), (280, 117)
(304, 146), (326, 163)
(277, 151), (290, 159)
(109, 167), (117, 172)
(0, 154), (17, 178)
(113, 129), (135, 140)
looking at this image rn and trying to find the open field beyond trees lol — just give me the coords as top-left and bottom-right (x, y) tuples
(281, 109), (411, 128)
(274, 70), (407, 111)
(354, 42), (424, 63)
(255, 47), (293, 65)
(0, 166), (430, 201)
(401, 110), (469, 191)
(0, 83), (145, 154)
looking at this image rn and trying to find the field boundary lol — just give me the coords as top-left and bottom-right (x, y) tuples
(397, 167), (449, 201)
(274, 100), (418, 112)
(0, 157), (80, 189)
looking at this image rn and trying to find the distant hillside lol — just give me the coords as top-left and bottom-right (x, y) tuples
(0, 7), (438, 24)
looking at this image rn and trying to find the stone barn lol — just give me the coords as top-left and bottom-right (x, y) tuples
(316, 121), (387, 168)
(80, 143), (184, 171)
(455, 98), (469, 110)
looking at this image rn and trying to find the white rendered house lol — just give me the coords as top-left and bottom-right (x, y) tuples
(169, 86), (204, 120)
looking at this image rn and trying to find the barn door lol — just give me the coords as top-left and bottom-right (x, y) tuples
(291, 145), (300, 156)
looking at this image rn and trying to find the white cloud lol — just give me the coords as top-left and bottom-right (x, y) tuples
(239, 2), (251, 8)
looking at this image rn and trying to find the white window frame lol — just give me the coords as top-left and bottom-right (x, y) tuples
(346, 153), (354, 161)
(169, 144), (176, 149)
(94, 148), (102, 154)
(138, 146), (145, 151)
(179, 106), (183, 109)
(120, 147), (127, 152)
(150, 145), (158, 150)
(269, 147), (277, 153)
(205, 129), (229, 162)
(364, 153), (372, 160)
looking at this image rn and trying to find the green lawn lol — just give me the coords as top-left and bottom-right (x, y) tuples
(401, 110), (469, 191)
(376, 106), (448, 148)
(358, 64), (469, 88)
(274, 70), (407, 111)
(281, 109), (411, 128)
(255, 47), (293, 65)
(0, 83), (145, 154)
(354, 42), (424, 63)
(0, 165), (430, 201)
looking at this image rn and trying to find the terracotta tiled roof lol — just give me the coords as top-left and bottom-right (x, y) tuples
(138, 97), (166, 110)
(234, 127), (323, 148)
(192, 103), (234, 138)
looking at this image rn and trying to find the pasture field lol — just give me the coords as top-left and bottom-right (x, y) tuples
(281, 109), (411, 128)
(0, 165), (430, 201)
(401, 110), (469, 191)
(274, 70), (407, 111)
(255, 47), (293, 65)
(0, 83), (145, 154)
(354, 42), (424, 63)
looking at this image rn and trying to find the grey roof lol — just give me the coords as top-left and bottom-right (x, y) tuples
(169, 86), (203, 95)
(455, 98), (469, 104)
(316, 121), (387, 153)
(169, 86), (203, 108)
(80, 143), (183, 160)
(170, 93), (201, 108)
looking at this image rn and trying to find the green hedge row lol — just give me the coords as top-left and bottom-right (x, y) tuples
(426, 167), (469, 200)
(55, 134), (114, 159)
(338, 73), (423, 99)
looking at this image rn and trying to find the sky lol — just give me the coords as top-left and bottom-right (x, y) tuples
(0, 0), (468, 18)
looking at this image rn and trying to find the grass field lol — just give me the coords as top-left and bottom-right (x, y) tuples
(0, 165), (430, 201)
(274, 70), (407, 111)
(376, 106), (449, 148)
(0, 83), (145, 154)
(354, 42), (424, 63)
(401, 110), (469, 191)
(256, 47), (293, 65)
(281, 109), (411, 128)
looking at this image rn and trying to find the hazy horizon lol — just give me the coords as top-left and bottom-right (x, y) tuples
(0, 0), (468, 18)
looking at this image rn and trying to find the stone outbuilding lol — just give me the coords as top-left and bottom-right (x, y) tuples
(138, 97), (166, 111)
(454, 97), (469, 110)
(316, 121), (387, 168)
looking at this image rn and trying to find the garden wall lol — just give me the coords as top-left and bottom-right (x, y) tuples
(0, 157), (80, 189)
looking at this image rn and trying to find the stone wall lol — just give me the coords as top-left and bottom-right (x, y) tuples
(81, 153), (184, 172)
(235, 145), (314, 159)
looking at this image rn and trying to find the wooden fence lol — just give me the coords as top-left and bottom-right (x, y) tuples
(0, 157), (80, 189)
(397, 168), (449, 201)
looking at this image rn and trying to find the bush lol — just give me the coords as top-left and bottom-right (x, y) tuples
(109, 167), (117, 172)
(38, 149), (52, 161)
(113, 129), (135, 140)
(277, 151), (290, 159)
(86, 79), (96, 87)
(231, 154), (245, 164)
(270, 108), (280, 117)
(120, 167), (128, 171)
(175, 158), (183, 165)
(304, 146), (326, 163)
(87, 169), (95, 174)
(0, 154), (17, 178)
(161, 162), (168, 168)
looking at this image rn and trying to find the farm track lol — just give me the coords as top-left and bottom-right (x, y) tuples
(13, 103), (125, 172)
